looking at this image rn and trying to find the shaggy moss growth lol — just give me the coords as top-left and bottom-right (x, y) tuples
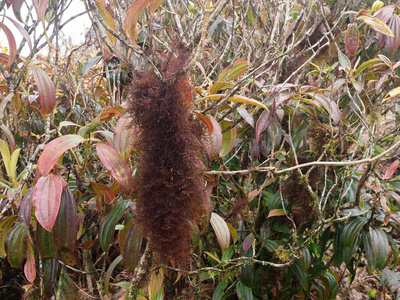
(126, 46), (208, 268)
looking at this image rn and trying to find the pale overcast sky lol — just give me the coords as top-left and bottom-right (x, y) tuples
(1, 1), (92, 56)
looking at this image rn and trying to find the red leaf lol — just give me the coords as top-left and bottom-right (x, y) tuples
(31, 66), (56, 116)
(210, 213), (231, 252)
(383, 160), (399, 180)
(33, 174), (63, 231)
(96, 143), (134, 194)
(20, 188), (33, 226)
(243, 234), (255, 253)
(236, 107), (255, 128)
(255, 110), (271, 142)
(24, 254), (36, 282)
(268, 209), (285, 217)
(203, 116), (222, 160)
(0, 22), (17, 71)
(124, 0), (151, 41)
(0, 53), (9, 65)
(345, 23), (359, 56)
(0, 124), (15, 152)
(386, 14), (400, 54)
(37, 134), (84, 176)
(33, 0), (49, 23)
(6, 16), (32, 52)
(176, 79), (193, 106)
(194, 112), (214, 135)
(374, 5), (395, 24)
(114, 116), (138, 161)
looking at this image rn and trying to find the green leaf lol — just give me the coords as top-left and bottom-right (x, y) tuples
(36, 223), (58, 258)
(119, 219), (142, 270)
(369, 227), (389, 270)
(80, 55), (102, 76)
(319, 272), (338, 300)
(5, 222), (29, 268)
(290, 260), (309, 291)
(343, 217), (368, 247)
(0, 215), (19, 257)
(99, 200), (131, 252)
(387, 233), (399, 267)
(42, 258), (59, 299)
(9, 148), (20, 182)
(336, 46), (351, 71)
(219, 120), (237, 157)
(57, 271), (80, 300)
(212, 281), (227, 300)
(221, 245), (235, 263)
(53, 188), (78, 252)
(236, 280), (253, 300)
(105, 255), (122, 297)
(355, 58), (381, 75)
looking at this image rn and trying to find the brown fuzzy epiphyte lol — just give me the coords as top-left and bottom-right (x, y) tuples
(282, 170), (318, 226)
(126, 47), (207, 267)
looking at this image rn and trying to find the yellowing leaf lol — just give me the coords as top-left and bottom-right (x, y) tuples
(210, 82), (235, 94)
(360, 16), (394, 37)
(124, 0), (151, 41)
(95, 0), (117, 45)
(199, 94), (268, 110)
(9, 148), (20, 182)
(150, 0), (165, 15)
(218, 59), (249, 81)
(382, 86), (400, 103)
(0, 139), (11, 180)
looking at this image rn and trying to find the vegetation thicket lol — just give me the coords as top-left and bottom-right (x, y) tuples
(1, 0), (400, 299)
